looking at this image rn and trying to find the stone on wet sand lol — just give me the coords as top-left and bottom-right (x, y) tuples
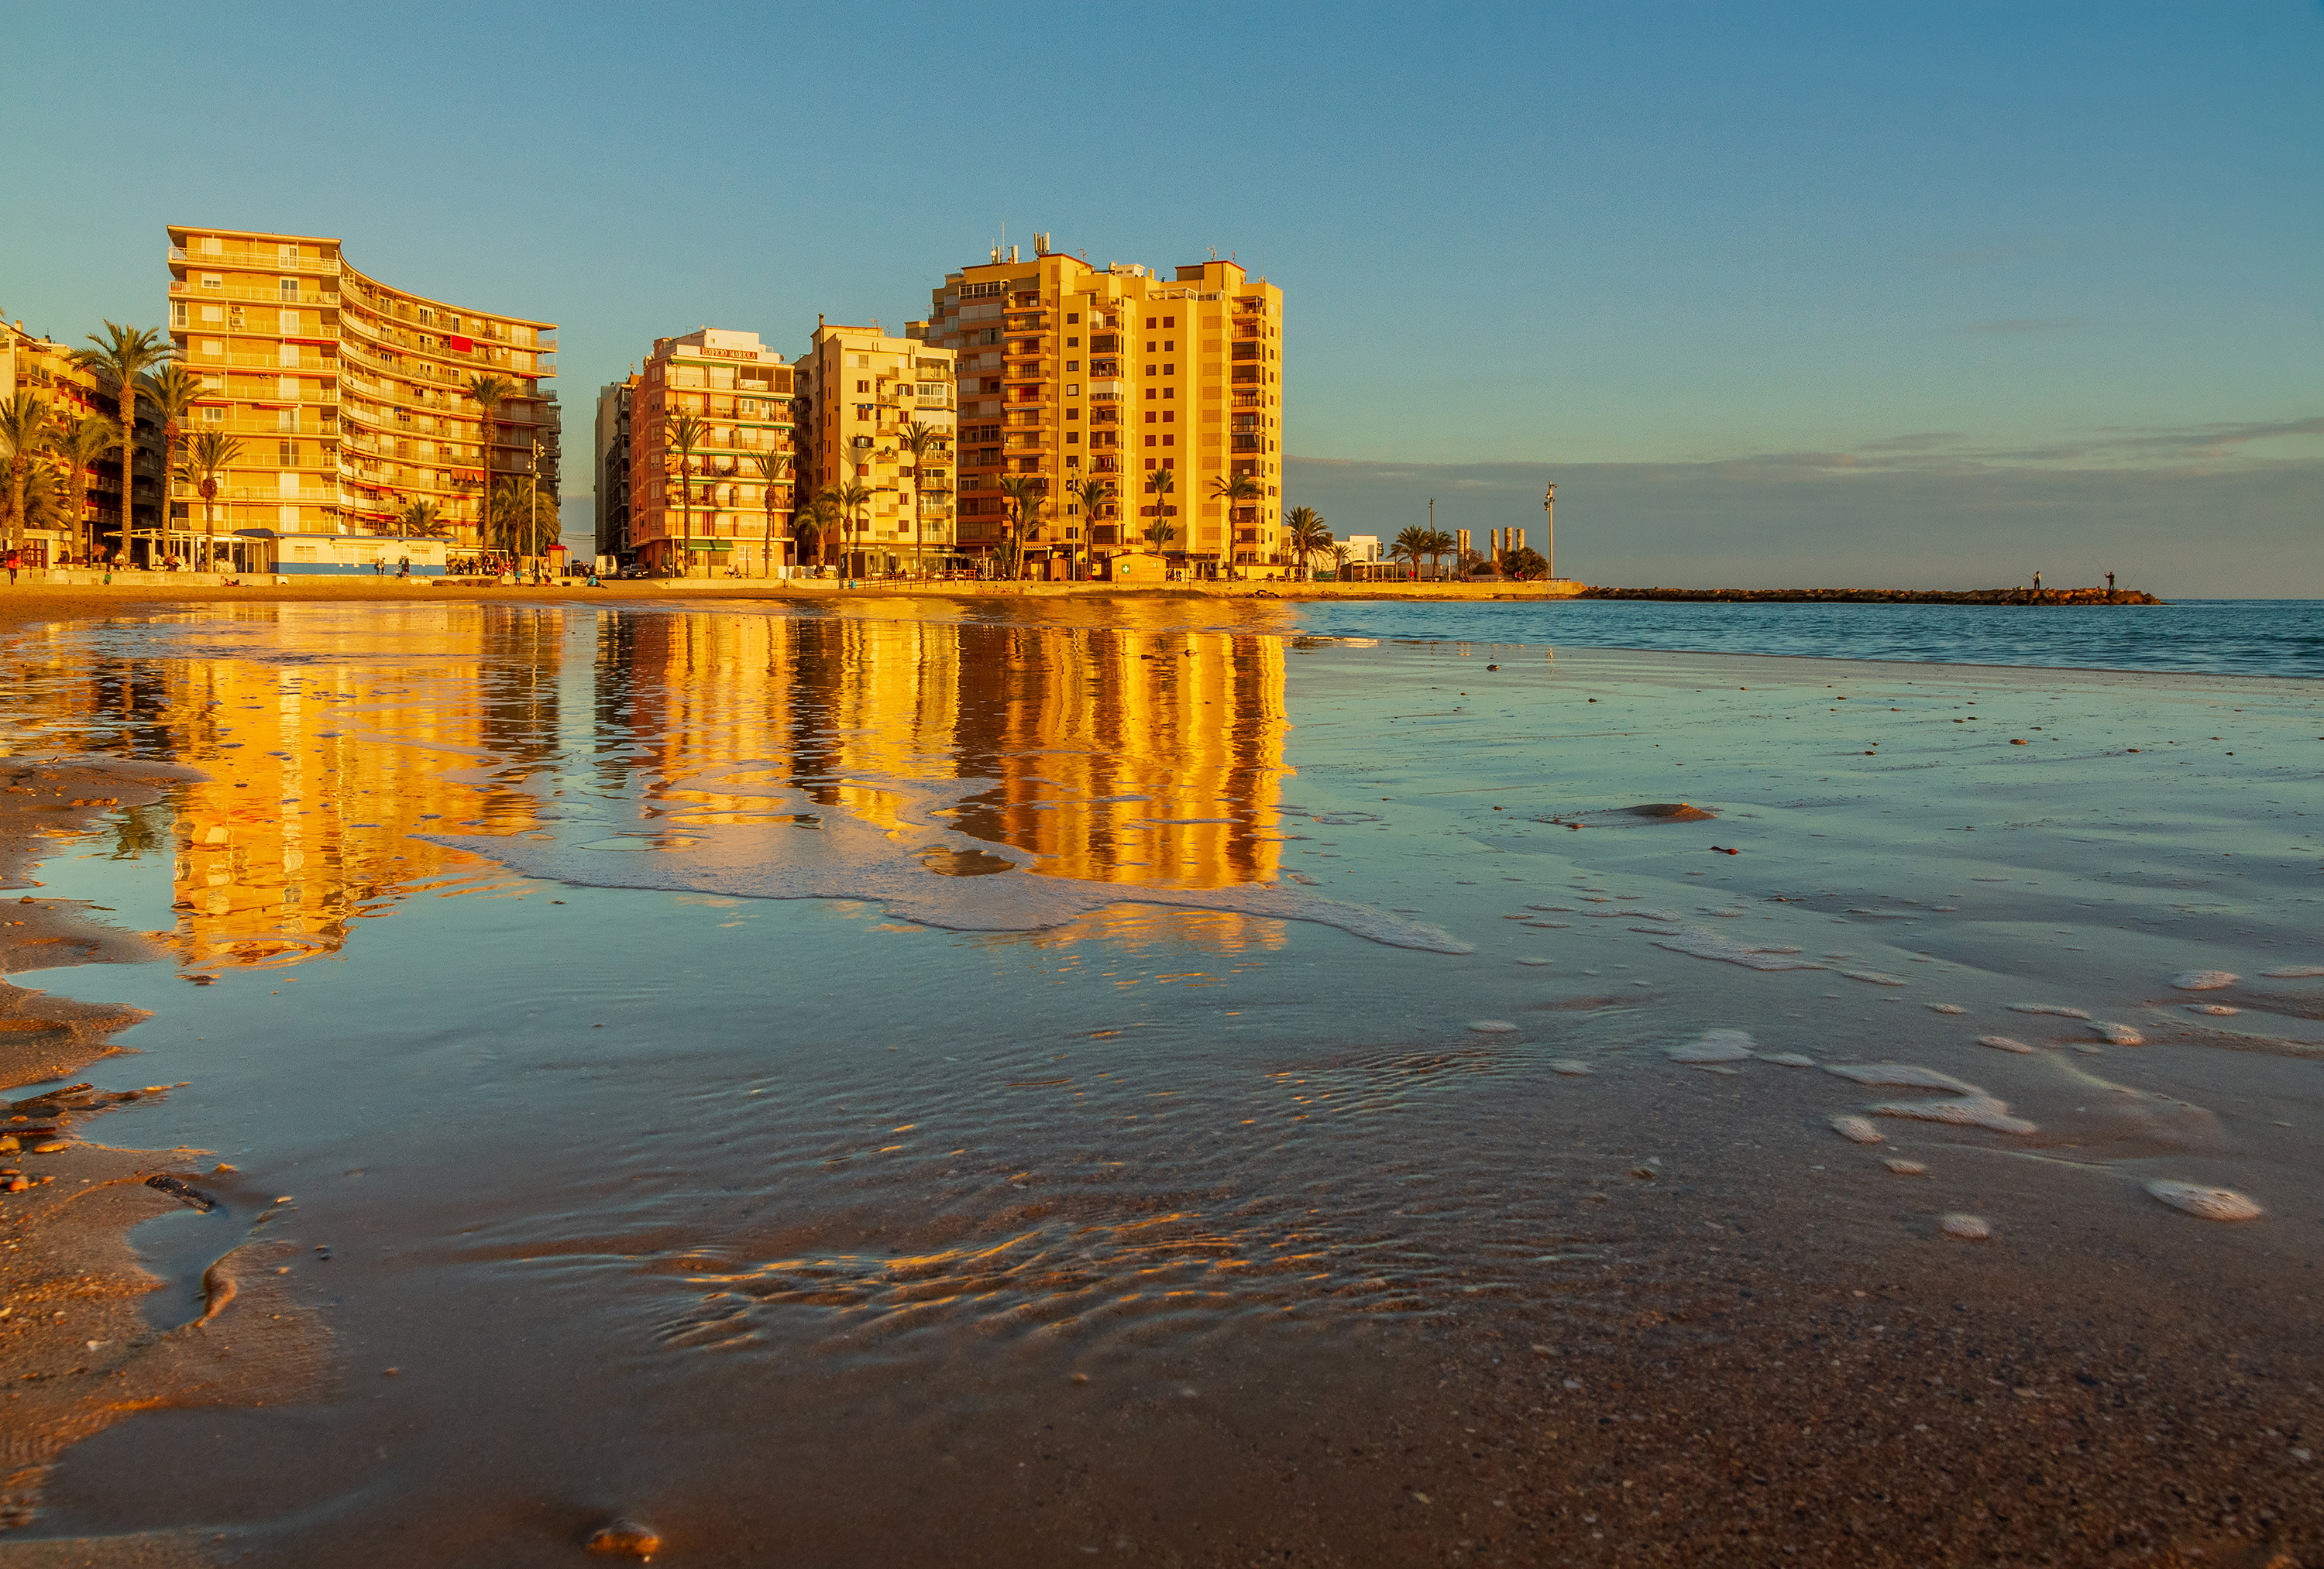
(2145, 1180), (2264, 1222)
(1830, 1114), (1883, 1145)
(586, 1517), (664, 1557)
(1939, 1213), (1992, 1240)
(1883, 1158), (1928, 1176)
(1976, 1035), (2037, 1053)
(2171, 970), (2239, 991)
(1668, 1029), (1756, 1063)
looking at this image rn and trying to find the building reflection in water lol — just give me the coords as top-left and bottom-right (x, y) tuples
(0, 600), (1294, 973)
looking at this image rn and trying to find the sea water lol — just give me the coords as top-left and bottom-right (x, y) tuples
(0, 597), (2316, 1565)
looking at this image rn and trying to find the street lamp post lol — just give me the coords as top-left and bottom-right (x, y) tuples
(1542, 483), (1556, 581)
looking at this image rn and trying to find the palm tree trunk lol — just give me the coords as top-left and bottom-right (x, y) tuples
(119, 387), (138, 562)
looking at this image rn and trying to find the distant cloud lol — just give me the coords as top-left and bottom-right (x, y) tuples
(1964, 318), (2081, 335)
(1857, 432), (1965, 451)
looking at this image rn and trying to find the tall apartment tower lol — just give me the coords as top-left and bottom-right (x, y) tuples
(627, 329), (796, 575)
(166, 226), (557, 560)
(925, 239), (1283, 578)
(792, 323), (956, 575)
(593, 376), (638, 565)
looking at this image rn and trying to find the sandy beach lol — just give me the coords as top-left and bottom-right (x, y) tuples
(0, 599), (2312, 1565)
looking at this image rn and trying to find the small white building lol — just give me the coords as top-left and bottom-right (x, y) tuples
(1342, 534), (1381, 565)
(235, 530), (448, 577)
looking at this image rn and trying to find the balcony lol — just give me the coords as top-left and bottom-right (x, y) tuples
(1232, 436), (1262, 453)
(172, 246), (341, 276)
(1231, 343), (1262, 360)
(1230, 366), (1261, 384)
(173, 280), (340, 307)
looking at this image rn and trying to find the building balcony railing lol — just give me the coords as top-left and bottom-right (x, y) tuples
(1233, 391), (1264, 407)
(197, 351), (335, 371)
(173, 246), (342, 276)
(173, 280), (340, 307)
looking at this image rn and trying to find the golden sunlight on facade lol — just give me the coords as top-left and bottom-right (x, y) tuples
(626, 330), (798, 576)
(792, 324), (957, 576)
(926, 238), (1284, 579)
(165, 225), (559, 572)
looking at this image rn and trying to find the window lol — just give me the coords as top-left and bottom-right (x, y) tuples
(1066, 430), (1080, 442)
(1162, 435), (1173, 448)
(418, 307), (435, 325)
(277, 409), (297, 432)
(200, 405), (225, 424)
(171, 301), (187, 328)
(1146, 436), (1156, 448)
(280, 441), (297, 465)
(279, 278), (299, 300)
(1146, 318), (1157, 329)
(857, 380), (870, 393)
(201, 339), (223, 357)
(200, 273), (222, 290)
(278, 243), (298, 264)
(293, 546), (318, 561)
(199, 236), (222, 254)
(280, 309), (300, 335)
(1164, 342), (1174, 352)
(1145, 411), (1156, 424)
(1066, 314), (1079, 324)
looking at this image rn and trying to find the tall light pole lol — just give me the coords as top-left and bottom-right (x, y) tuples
(1542, 483), (1556, 581)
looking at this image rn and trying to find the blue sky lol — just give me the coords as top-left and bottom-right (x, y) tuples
(3, 2), (2316, 592)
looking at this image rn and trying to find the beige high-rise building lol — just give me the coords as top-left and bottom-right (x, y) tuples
(925, 239), (1284, 579)
(627, 329), (796, 575)
(792, 323), (956, 576)
(166, 225), (557, 572)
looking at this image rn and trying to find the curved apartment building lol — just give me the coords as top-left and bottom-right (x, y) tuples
(167, 226), (557, 569)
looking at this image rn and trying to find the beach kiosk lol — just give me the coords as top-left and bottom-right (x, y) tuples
(233, 530), (447, 578)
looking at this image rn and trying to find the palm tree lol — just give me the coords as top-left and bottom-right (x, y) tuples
(1282, 505), (1329, 581)
(1391, 525), (1431, 581)
(69, 323), (172, 561)
(143, 363), (205, 559)
(751, 449), (792, 579)
(0, 393), (54, 555)
(1067, 476), (1112, 582)
(1331, 542), (1352, 582)
(183, 429), (242, 565)
(1426, 527), (1457, 581)
(896, 420), (945, 579)
(832, 478), (874, 580)
(1143, 466), (1177, 562)
(998, 472), (1048, 581)
(50, 414), (118, 564)
(1208, 472), (1263, 576)
(465, 374), (515, 551)
(486, 478), (532, 566)
(397, 498), (445, 540)
(796, 493), (839, 575)
(665, 410), (708, 577)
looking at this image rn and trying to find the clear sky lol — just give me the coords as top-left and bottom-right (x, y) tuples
(3, 2), (2316, 593)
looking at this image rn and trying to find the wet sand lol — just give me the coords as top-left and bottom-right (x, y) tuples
(0, 766), (329, 1551)
(0, 603), (2315, 1565)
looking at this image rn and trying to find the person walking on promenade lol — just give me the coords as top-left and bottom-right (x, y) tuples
(5, 550), (18, 586)
(397, 555), (410, 579)
(2107, 572), (2116, 592)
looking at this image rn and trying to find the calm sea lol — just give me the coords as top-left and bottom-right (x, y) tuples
(1285, 596), (2324, 678)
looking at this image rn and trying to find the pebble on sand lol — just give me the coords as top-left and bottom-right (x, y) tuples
(1883, 1158), (1928, 1176)
(2171, 970), (2240, 991)
(1939, 1214), (1992, 1240)
(1668, 1028), (1756, 1063)
(2145, 1179), (2264, 1222)
(2089, 1021), (2144, 1045)
(2186, 1004), (2240, 1016)
(1976, 1035), (2037, 1053)
(1927, 1004), (1968, 1015)
(2260, 965), (2324, 978)
(1830, 1114), (1883, 1145)
(1468, 1020), (1519, 1034)
(585, 1518), (664, 1558)
(2010, 1004), (2091, 1018)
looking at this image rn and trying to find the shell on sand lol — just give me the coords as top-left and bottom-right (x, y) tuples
(1830, 1114), (1883, 1145)
(2145, 1179), (2264, 1222)
(1927, 1004), (1968, 1015)
(1884, 1158), (1928, 1175)
(2171, 970), (2240, 991)
(1939, 1213), (1992, 1240)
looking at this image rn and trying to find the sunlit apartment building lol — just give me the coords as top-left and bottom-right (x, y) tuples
(593, 374), (638, 565)
(165, 225), (558, 570)
(626, 329), (797, 575)
(792, 322), (956, 575)
(922, 238), (1284, 578)
(0, 318), (166, 565)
